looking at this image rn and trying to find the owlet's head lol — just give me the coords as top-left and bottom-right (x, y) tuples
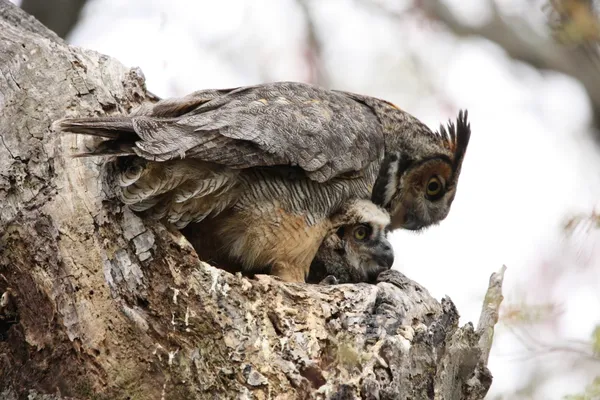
(309, 199), (394, 284)
(373, 110), (471, 231)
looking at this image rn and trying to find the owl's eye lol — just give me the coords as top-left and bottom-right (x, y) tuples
(425, 176), (444, 199)
(353, 225), (369, 241)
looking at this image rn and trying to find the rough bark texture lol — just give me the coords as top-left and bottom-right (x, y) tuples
(0, 2), (502, 399)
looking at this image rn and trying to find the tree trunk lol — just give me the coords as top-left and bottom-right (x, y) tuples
(0, 2), (503, 398)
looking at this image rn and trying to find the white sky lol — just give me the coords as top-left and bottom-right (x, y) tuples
(60, 0), (600, 398)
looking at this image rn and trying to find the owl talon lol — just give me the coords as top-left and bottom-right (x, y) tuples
(368, 266), (392, 284)
(319, 275), (339, 285)
(376, 269), (411, 287)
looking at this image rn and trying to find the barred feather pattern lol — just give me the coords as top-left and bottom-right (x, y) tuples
(55, 81), (471, 281)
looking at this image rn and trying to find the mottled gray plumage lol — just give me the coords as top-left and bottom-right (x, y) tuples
(55, 81), (471, 282)
(70, 83), (383, 182)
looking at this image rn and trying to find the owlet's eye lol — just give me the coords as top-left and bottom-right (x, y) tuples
(353, 225), (369, 241)
(425, 176), (444, 200)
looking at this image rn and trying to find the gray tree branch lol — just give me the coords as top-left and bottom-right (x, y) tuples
(420, 0), (600, 134)
(0, 1), (502, 398)
(297, 0), (331, 86)
(477, 265), (506, 365)
(20, 0), (87, 39)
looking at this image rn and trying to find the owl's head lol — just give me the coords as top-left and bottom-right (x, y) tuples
(323, 199), (394, 283)
(373, 110), (471, 231)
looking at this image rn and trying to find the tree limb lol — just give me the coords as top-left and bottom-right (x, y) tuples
(20, 0), (87, 39)
(420, 0), (600, 133)
(477, 265), (506, 365)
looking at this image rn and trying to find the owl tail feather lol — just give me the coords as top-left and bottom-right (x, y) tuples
(70, 141), (137, 158)
(53, 117), (138, 157)
(53, 117), (136, 139)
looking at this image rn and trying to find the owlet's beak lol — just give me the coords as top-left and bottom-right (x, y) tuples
(371, 237), (395, 270)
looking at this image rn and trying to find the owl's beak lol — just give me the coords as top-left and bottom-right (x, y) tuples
(402, 217), (423, 231)
(390, 208), (423, 231)
(372, 239), (394, 270)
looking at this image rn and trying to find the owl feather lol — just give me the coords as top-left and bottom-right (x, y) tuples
(55, 81), (471, 282)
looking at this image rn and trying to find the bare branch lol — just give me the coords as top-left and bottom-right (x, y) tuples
(420, 0), (600, 132)
(20, 0), (87, 39)
(477, 265), (507, 365)
(296, 0), (331, 86)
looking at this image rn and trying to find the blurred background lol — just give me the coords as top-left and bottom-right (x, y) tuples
(11, 0), (600, 398)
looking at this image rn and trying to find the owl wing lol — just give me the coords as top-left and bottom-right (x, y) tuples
(62, 82), (385, 183)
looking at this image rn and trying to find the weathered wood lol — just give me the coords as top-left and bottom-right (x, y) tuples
(0, 1), (502, 398)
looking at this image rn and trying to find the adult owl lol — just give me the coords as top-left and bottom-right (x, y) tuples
(56, 81), (470, 282)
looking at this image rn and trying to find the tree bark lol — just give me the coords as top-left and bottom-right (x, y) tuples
(0, 1), (503, 399)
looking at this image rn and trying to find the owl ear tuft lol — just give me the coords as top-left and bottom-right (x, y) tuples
(438, 110), (471, 167)
(454, 110), (471, 167)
